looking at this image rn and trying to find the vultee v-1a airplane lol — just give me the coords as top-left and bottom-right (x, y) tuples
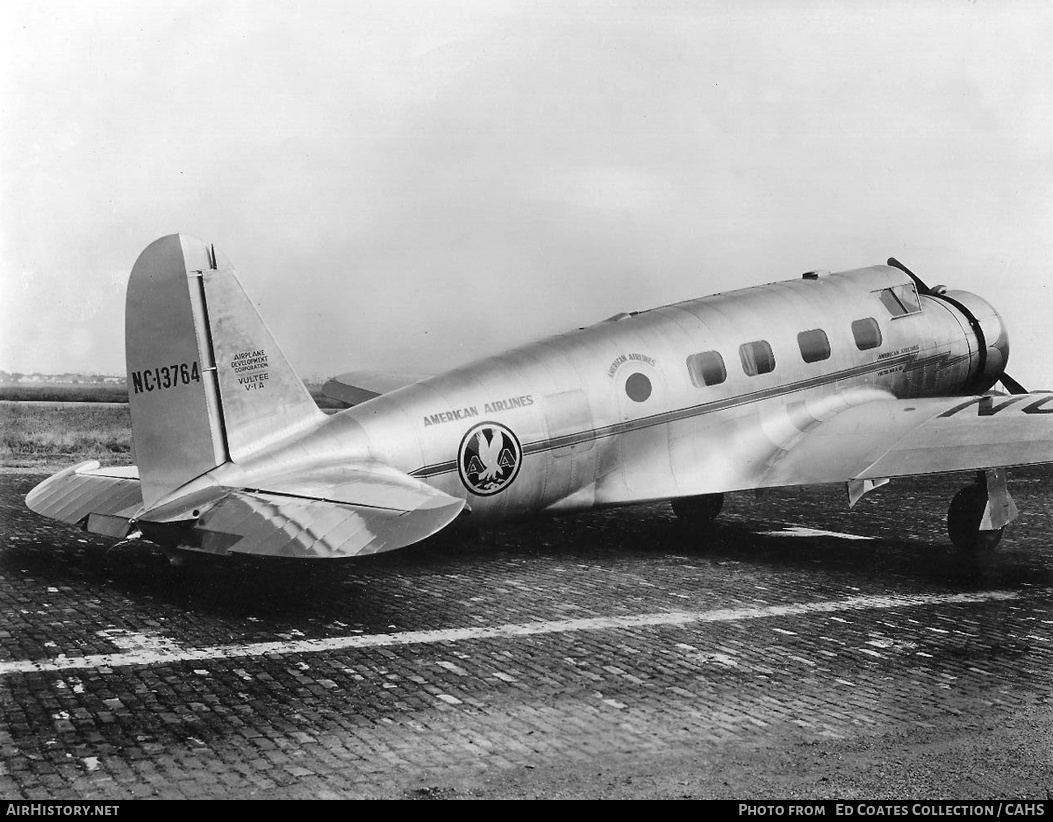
(26, 234), (1053, 561)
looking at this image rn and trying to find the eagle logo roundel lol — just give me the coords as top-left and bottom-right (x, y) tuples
(458, 422), (522, 496)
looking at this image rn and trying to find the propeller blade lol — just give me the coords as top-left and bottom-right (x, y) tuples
(886, 257), (931, 295)
(999, 372), (1028, 395)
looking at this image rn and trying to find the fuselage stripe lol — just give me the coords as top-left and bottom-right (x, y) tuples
(410, 349), (933, 479)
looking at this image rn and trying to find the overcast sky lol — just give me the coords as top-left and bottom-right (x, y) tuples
(2, 1), (1051, 388)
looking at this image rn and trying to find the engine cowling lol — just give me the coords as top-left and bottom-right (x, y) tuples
(937, 290), (1010, 393)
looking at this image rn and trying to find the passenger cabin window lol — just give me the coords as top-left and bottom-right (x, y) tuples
(687, 351), (727, 387)
(851, 317), (882, 351)
(739, 340), (776, 376)
(877, 283), (922, 317)
(797, 329), (831, 363)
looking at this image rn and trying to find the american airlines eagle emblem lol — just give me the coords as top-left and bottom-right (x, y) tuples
(457, 422), (523, 496)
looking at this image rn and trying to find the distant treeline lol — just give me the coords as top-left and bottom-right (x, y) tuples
(0, 382), (348, 409)
(0, 372), (123, 385)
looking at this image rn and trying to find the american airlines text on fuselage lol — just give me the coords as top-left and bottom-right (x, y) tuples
(422, 394), (535, 427)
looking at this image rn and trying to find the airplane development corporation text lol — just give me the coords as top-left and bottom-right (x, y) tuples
(738, 804), (1045, 817)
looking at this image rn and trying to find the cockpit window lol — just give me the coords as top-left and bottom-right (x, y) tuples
(877, 283), (922, 317)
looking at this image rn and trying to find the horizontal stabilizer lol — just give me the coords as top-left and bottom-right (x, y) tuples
(25, 462), (141, 533)
(26, 458), (465, 559)
(321, 370), (431, 406)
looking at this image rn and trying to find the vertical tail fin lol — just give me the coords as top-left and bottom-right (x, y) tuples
(126, 234), (324, 507)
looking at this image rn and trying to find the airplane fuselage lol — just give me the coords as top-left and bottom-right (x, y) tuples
(286, 265), (1007, 523)
(27, 235), (1042, 560)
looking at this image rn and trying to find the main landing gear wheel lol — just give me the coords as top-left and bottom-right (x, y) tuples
(671, 493), (724, 525)
(947, 483), (1003, 552)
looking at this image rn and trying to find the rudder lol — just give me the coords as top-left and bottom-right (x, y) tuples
(126, 234), (324, 507)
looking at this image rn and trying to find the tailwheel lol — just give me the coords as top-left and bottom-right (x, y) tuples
(947, 483), (1003, 552)
(671, 492), (724, 525)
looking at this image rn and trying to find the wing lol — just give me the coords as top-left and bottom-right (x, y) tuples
(557, 389), (1053, 513)
(760, 392), (1053, 488)
(26, 460), (466, 559)
(321, 370), (432, 406)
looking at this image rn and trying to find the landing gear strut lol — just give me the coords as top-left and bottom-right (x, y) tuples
(946, 469), (1017, 552)
(672, 492), (724, 525)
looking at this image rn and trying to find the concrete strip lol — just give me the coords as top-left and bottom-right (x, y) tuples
(0, 590), (1020, 676)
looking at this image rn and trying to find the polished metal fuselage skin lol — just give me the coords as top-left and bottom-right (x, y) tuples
(250, 265), (1006, 524)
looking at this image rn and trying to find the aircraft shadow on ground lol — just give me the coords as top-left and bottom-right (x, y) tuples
(5, 498), (1050, 625)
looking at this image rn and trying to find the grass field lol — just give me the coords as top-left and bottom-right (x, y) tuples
(0, 382), (348, 408)
(0, 382), (346, 470)
(0, 403), (132, 469)
(0, 396), (346, 470)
